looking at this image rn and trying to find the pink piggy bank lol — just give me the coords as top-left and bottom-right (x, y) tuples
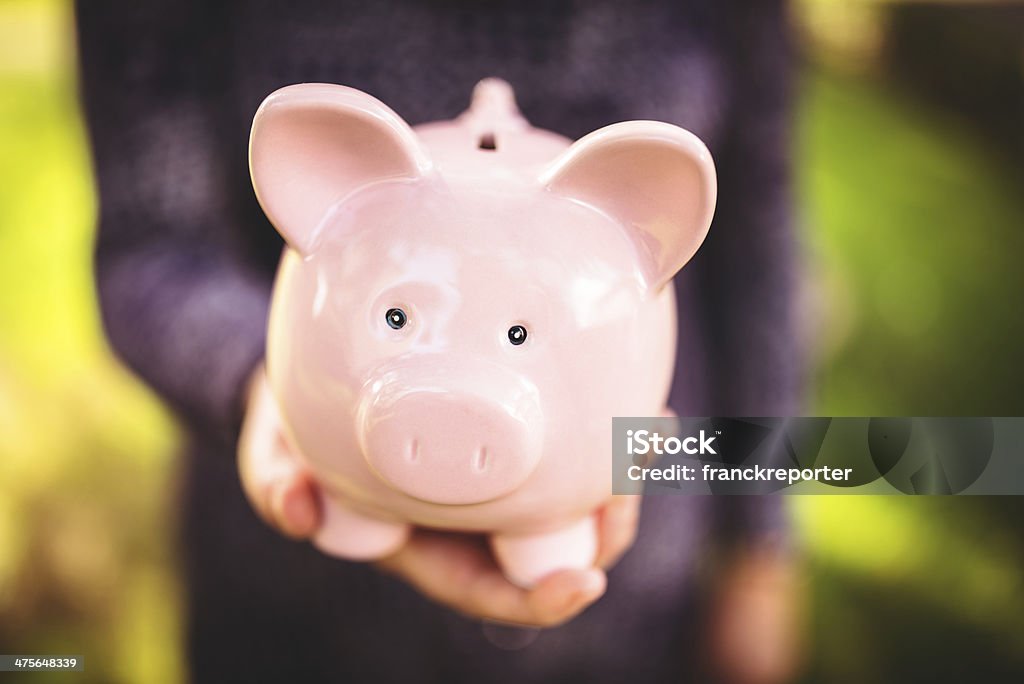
(249, 79), (715, 587)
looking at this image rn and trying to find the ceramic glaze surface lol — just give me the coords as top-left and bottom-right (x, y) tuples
(249, 78), (716, 586)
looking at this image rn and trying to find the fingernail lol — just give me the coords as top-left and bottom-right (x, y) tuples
(270, 484), (304, 536)
(579, 569), (607, 597)
(565, 571), (606, 610)
(281, 489), (316, 535)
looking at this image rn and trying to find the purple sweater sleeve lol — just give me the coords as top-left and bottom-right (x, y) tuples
(709, 2), (798, 549)
(76, 2), (272, 440)
(668, 1), (798, 548)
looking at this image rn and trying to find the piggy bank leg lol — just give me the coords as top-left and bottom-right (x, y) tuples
(313, 494), (410, 561)
(491, 515), (598, 588)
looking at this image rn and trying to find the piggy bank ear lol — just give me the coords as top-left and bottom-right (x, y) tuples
(539, 121), (716, 291)
(249, 84), (431, 254)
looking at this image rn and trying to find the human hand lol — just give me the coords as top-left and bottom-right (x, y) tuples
(237, 365), (320, 539)
(706, 546), (804, 684)
(377, 495), (640, 628)
(238, 365), (641, 626)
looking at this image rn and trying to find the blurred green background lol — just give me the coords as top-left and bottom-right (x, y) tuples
(1, 0), (1022, 681)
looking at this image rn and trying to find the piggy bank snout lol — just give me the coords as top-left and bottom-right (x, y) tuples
(361, 379), (543, 505)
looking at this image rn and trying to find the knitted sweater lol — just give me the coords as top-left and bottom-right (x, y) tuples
(76, 2), (797, 681)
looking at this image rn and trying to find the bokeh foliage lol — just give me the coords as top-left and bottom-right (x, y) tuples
(794, 20), (1024, 680)
(0, 1), (1022, 682)
(0, 1), (182, 683)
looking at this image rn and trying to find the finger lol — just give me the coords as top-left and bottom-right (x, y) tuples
(462, 564), (604, 627)
(238, 435), (291, 522)
(378, 532), (505, 615)
(522, 568), (606, 627)
(239, 423), (320, 538)
(594, 495), (641, 569)
(709, 550), (802, 684)
(269, 471), (321, 539)
(380, 532), (606, 627)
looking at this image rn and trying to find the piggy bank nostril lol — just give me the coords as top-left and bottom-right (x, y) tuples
(472, 446), (489, 474)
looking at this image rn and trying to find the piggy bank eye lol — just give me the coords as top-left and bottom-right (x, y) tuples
(386, 308), (407, 330)
(507, 325), (528, 346)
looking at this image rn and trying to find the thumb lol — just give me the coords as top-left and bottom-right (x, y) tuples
(238, 366), (322, 538)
